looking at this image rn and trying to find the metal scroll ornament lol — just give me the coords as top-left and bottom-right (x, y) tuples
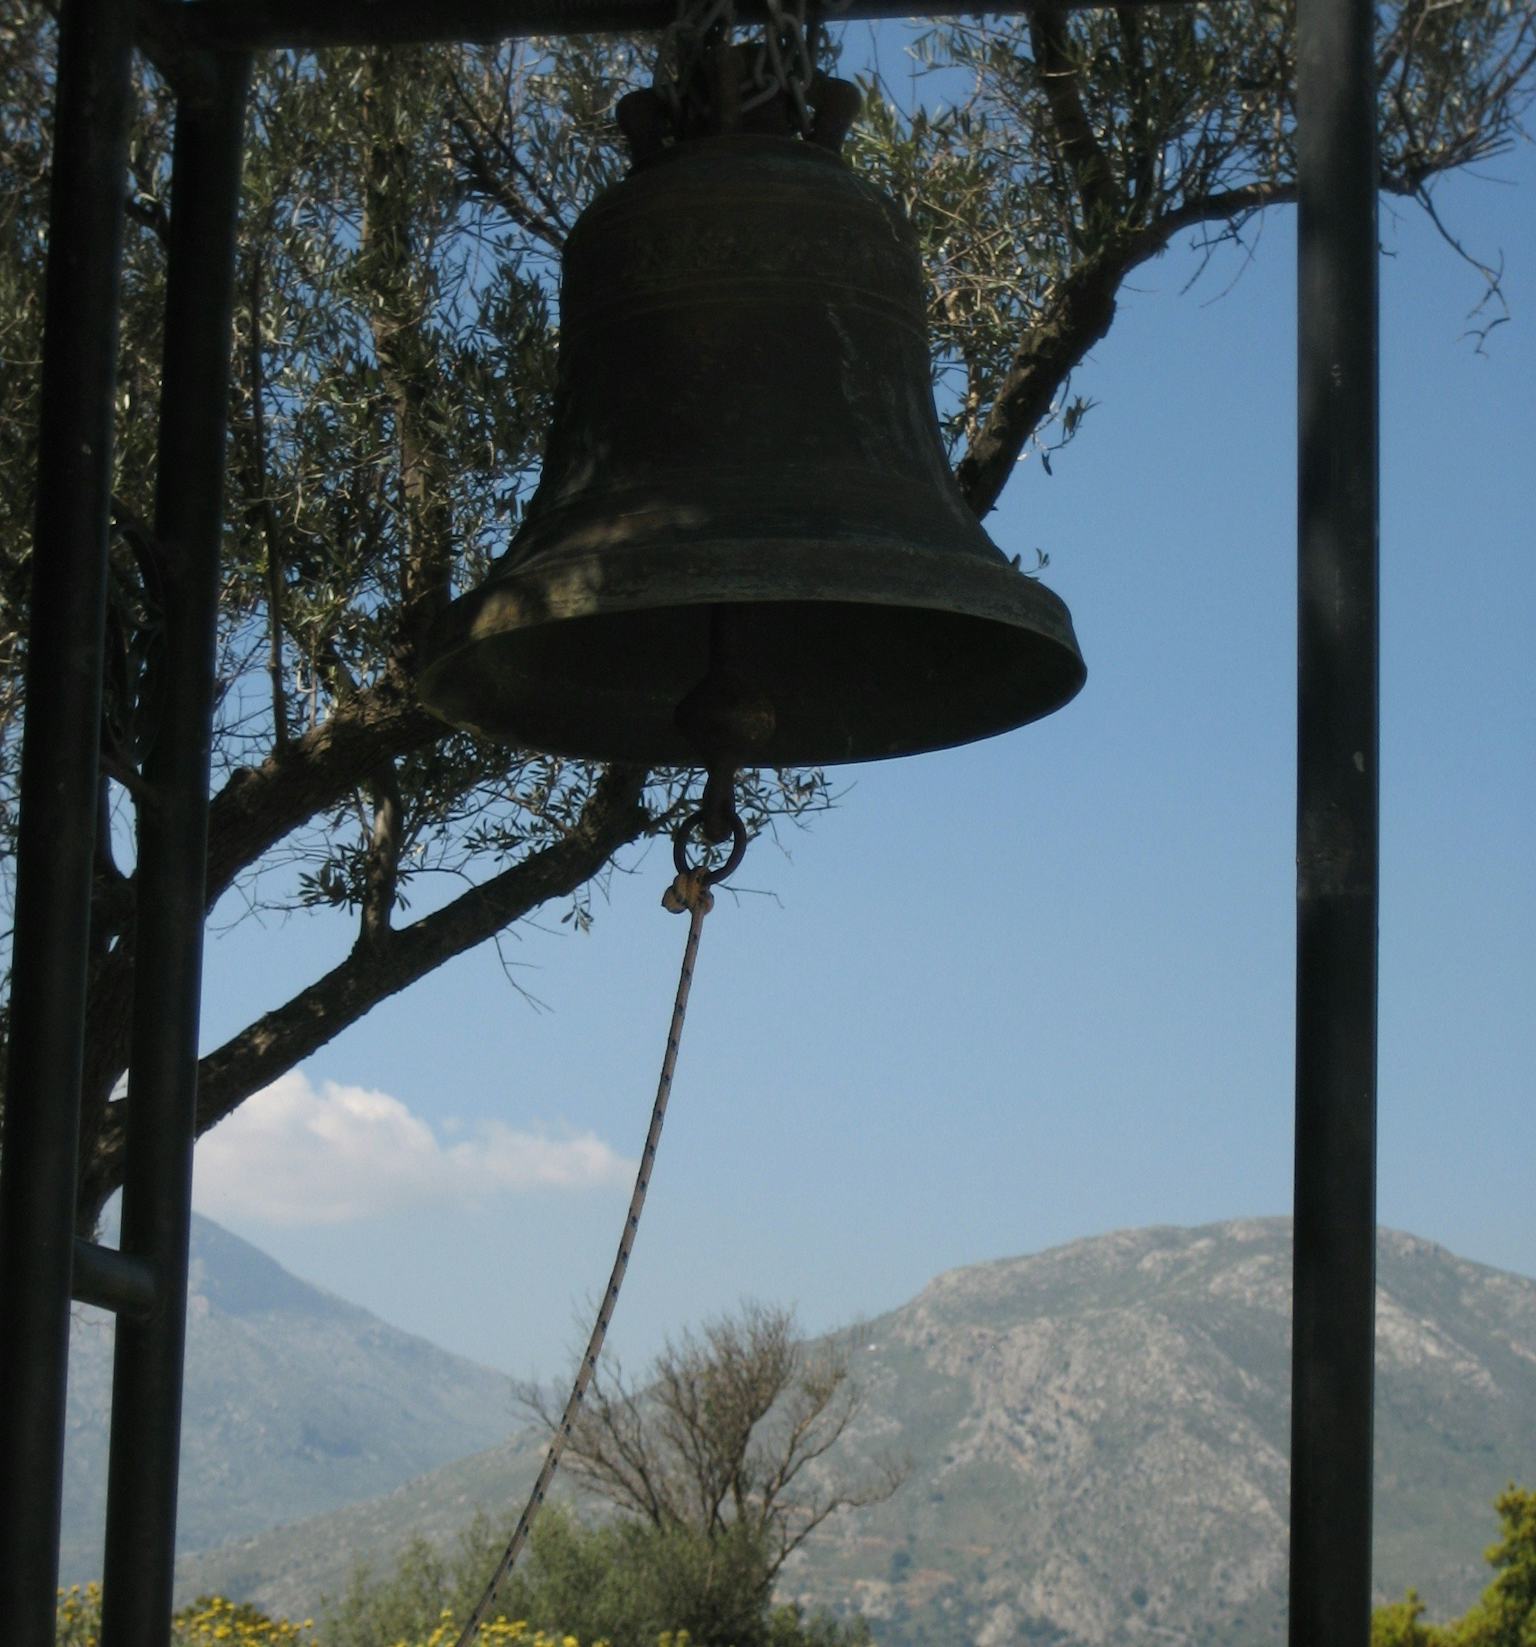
(417, 68), (1085, 768)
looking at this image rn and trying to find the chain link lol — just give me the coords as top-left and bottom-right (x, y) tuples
(650, 0), (847, 139)
(740, 0), (814, 131)
(650, 0), (735, 135)
(452, 821), (742, 1647)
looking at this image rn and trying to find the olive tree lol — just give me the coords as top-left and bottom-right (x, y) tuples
(0, 1), (1530, 1228)
(519, 1302), (906, 1587)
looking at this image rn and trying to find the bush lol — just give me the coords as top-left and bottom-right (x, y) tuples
(58, 1580), (606, 1647)
(57, 1511), (870, 1647)
(322, 1508), (868, 1647)
(56, 1585), (315, 1646)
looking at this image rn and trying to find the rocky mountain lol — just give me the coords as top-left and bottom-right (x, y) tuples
(778, 1219), (1536, 1645)
(61, 1214), (517, 1587)
(171, 1219), (1536, 1645)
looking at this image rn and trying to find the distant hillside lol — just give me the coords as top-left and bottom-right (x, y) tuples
(62, 1214), (517, 1585)
(173, 1220), (1536, 1647)
(778, 1220), (1536, 1646)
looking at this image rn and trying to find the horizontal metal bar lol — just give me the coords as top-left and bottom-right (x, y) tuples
(71, 1240), (160, 1322)
(156, 0), (1215, 53)
(135, 0), (224, 107)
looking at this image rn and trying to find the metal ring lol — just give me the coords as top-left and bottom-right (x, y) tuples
(673, 810), (748, 885)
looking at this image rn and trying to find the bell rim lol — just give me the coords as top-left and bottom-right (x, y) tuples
(423, 538), (1083, 673)
(417, 541), (1086, 766)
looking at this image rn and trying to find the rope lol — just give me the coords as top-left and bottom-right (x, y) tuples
(452, 817), (744, 1647)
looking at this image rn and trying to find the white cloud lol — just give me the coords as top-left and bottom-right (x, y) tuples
(193, 1071), (634, 1227)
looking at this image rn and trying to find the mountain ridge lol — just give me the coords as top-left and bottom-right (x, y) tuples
(62, 1213), (518, 1586)
(167, 1217), (1536, 1646)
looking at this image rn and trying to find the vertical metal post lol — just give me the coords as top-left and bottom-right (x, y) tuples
(97, 53), (252, 1647)
(1289, 2), (1380, 1645)
(0, 3), (134, 1642)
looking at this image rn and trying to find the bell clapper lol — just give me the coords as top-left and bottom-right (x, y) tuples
(673, 604), (777, 842)
(696, 756), (738, 847)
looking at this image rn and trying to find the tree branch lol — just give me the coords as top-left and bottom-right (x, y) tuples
(1030, 5), (1120, 231)
(954, 247), (1124, 518)
(78, 762), (651, 1222)
(359, 758), (405, 947)
(446, 69), (569, 253)
(91, 773), (133, 949)
(1114, 6), (1160, 220)
(770, 1456), (908, 1576)
(359, 50), (455, 662)
(204, 682), (445, 910)
(530, 1362), (682, 1528)
(955, 179), (1300, 519)
(246, 251), (290, 753)
(955, 96), (1517, 521)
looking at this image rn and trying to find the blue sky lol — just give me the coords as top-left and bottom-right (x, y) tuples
(187, 83), (1535, 1384)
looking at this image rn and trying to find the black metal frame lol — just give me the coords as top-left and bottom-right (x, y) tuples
(0, 2), (1378, 1643)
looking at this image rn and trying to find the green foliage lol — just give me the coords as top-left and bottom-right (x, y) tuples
(63, 1527), (844, 1647)
(320, 1507), (870, 1647)
(1373, 1589), (1447, 1647)
(320, 1527), (472, 1647)
(57, 1583), (315, 1645)
(1454, 1487), (1536, 1647)
(852, 3), (1536, 473)
(504, 1513), (772, 1647)
(1376, 1486), (1536, 1647)
(0, 10), (836, 1212)
(1, 2), (1531, 1213)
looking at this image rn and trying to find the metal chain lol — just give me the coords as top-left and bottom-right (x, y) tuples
(651, 0), (735, 134)
(452, 811), (748, 1647)
(740, 0), (815, 130)
(651, 0), (847, 138)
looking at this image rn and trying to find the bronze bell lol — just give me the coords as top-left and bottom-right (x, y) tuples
(417, 119), (1085, 768)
